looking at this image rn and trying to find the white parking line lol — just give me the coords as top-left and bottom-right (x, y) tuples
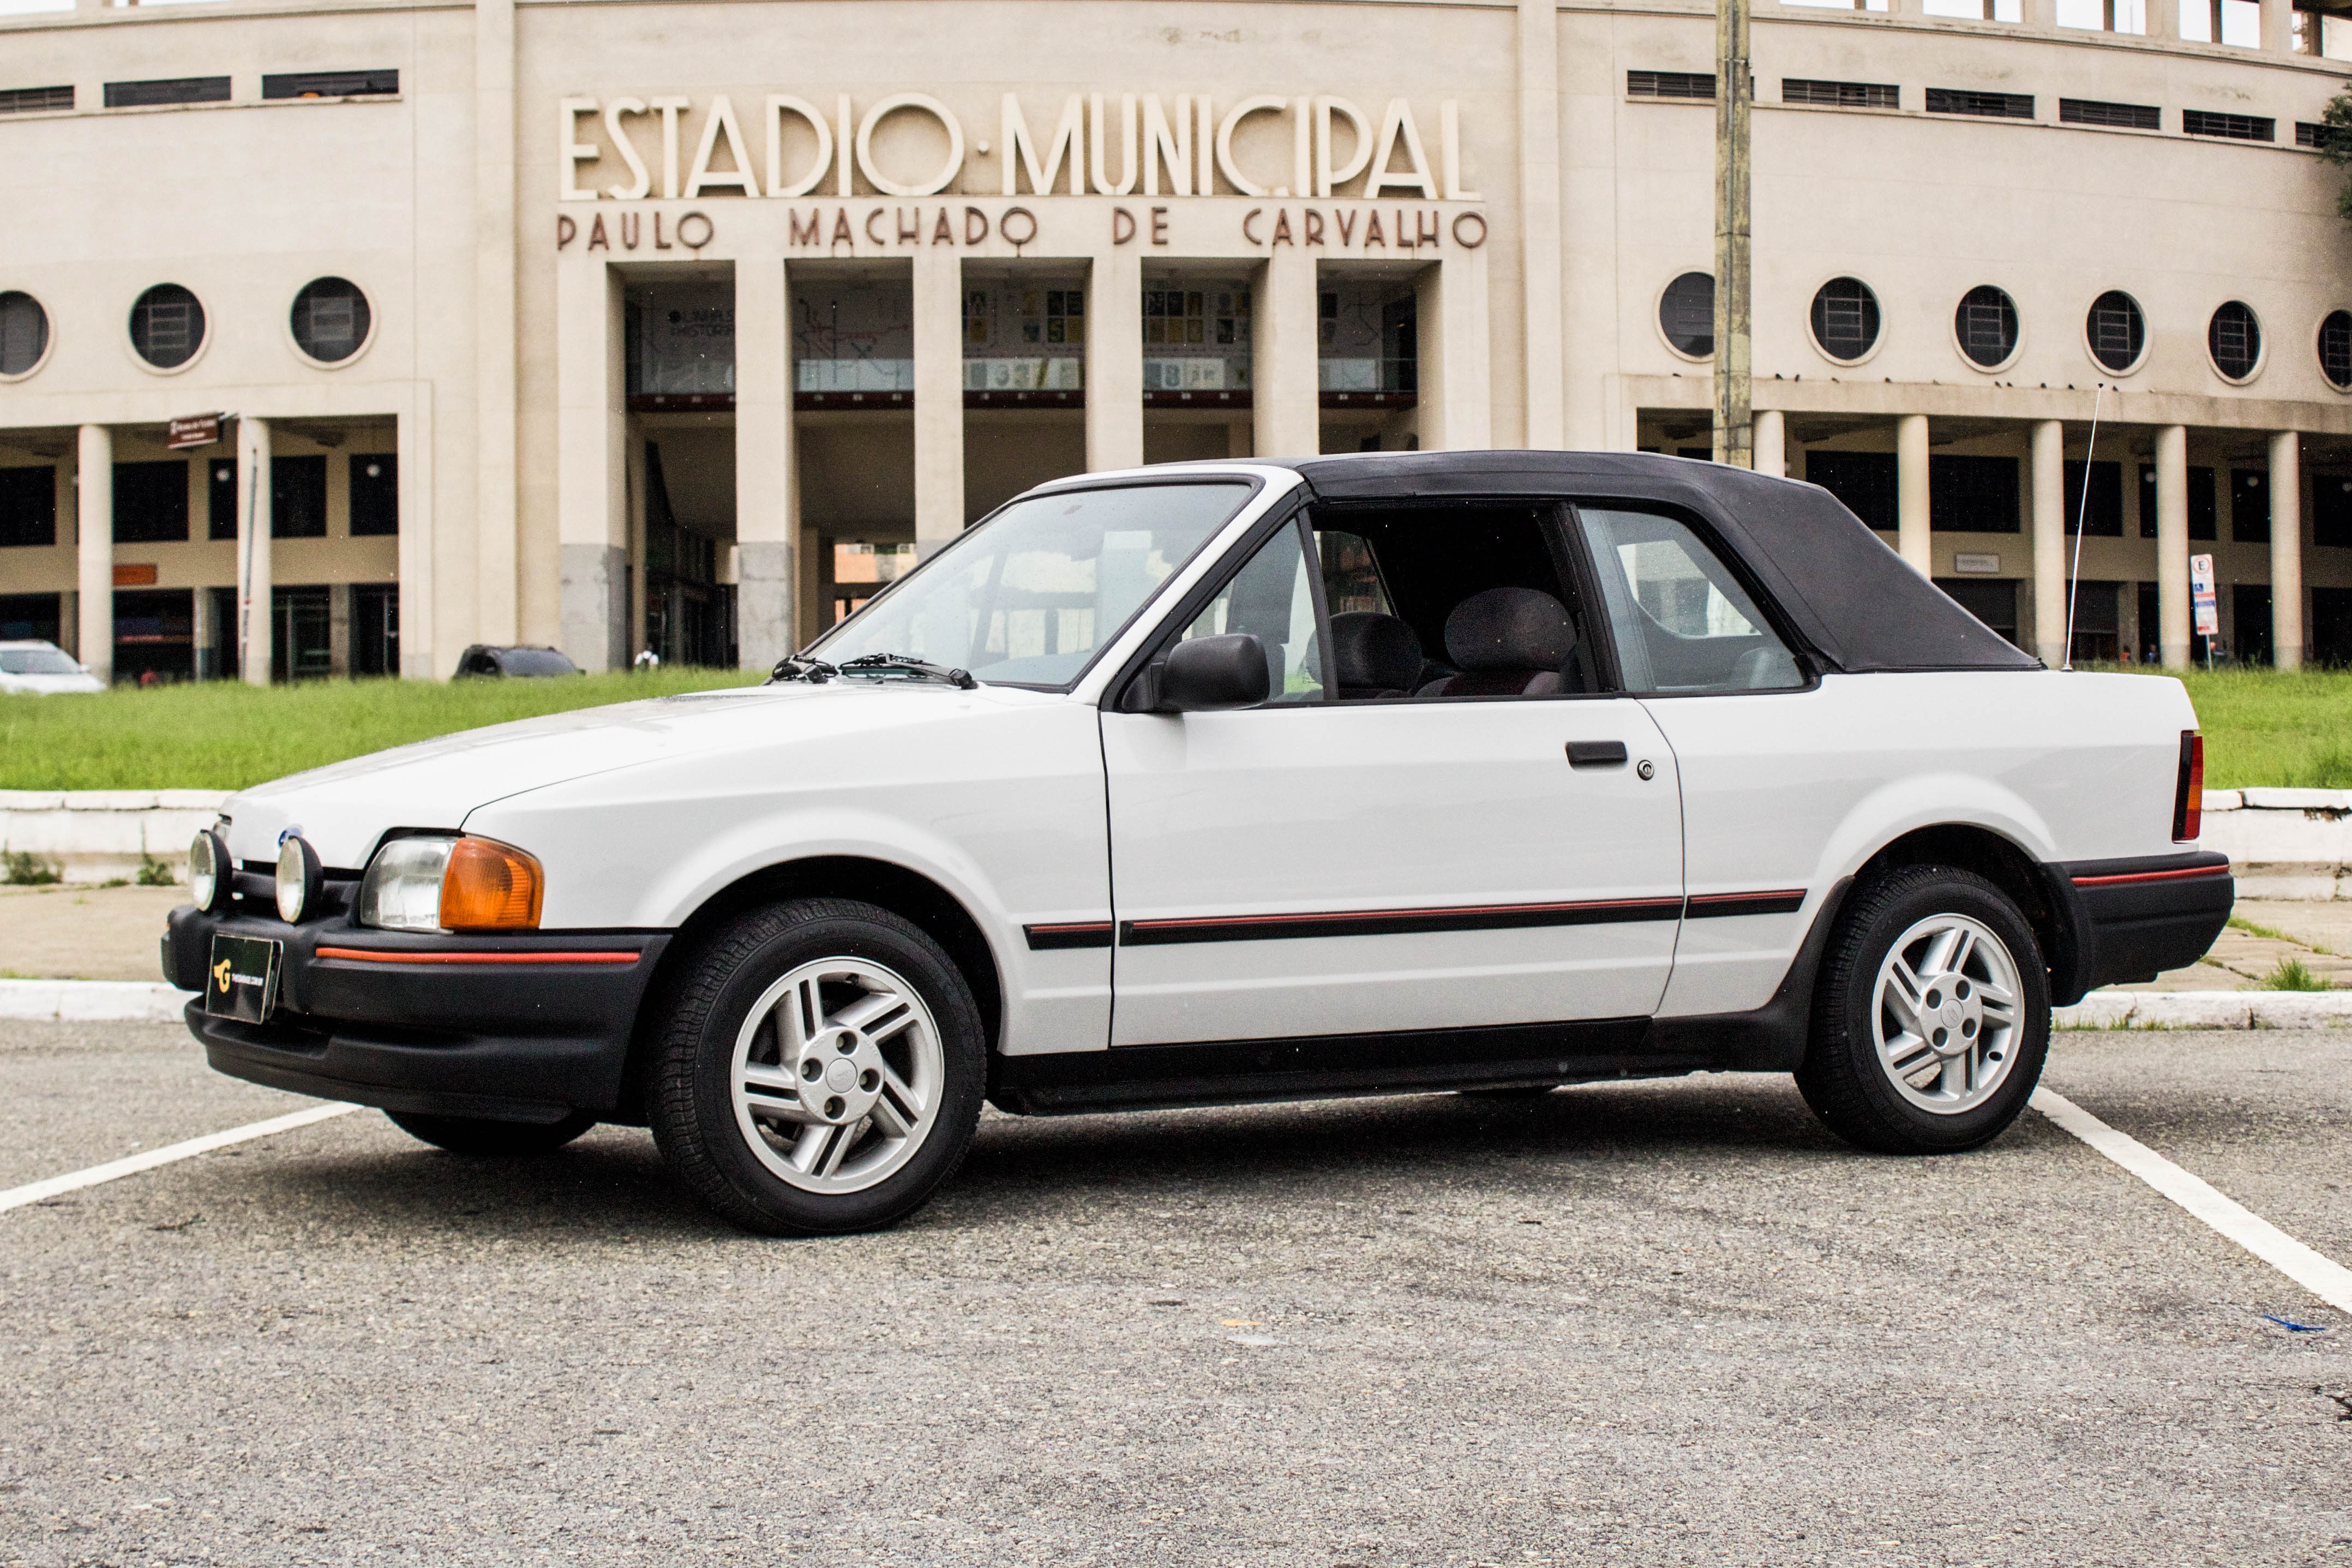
(2033, 1088), (2352, 1317)
(0, 1103), (359, 1215)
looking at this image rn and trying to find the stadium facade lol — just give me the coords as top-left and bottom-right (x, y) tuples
(3, 0), (2351, 680)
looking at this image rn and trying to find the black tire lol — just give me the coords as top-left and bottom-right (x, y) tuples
(1796, 864), (2050, 1155)
(386, 1109), (597, 1156)
(647, 898), (985, 1236)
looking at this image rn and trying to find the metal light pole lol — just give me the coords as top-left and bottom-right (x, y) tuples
(1712, 0), (1754, 469)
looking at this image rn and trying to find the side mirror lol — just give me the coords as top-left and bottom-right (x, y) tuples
(1155, 633), (1270, 713)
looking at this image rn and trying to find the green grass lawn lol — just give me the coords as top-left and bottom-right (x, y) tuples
(0, 670), (758, 791)
(0, 662), (2345, 792)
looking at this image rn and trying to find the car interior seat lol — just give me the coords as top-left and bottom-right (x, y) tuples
(1329, 611), (1425, 700)
(1415, 586), (1589, 698)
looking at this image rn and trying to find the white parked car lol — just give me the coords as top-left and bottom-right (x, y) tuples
(167, 453), (2231, 1235)
(0, 639), (105, 695)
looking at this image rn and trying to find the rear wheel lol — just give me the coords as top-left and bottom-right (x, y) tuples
(648, 898), (985, 1236)
(1796, 864), (2049, 1155)
(386, 1109), (597, 1156)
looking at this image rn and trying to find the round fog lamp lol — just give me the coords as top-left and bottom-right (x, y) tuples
(188, 830), (229, 915)
(275, 834), (323, 924)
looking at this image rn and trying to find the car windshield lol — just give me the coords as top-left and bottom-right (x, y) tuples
(0, 648), (83, 676)
(811, 481), (1254, 687)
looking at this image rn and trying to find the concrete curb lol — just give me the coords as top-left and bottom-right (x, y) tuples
(2056, 989), (2352, 1030)
(0, 980), (193, 1022)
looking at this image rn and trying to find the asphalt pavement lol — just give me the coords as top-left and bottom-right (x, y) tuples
(2, 1018), (2349, 1567)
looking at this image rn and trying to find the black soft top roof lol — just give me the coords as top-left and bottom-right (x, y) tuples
(1283, 450), (2038, 674)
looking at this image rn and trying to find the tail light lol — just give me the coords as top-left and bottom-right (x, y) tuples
(2172, 731), (2204, 842)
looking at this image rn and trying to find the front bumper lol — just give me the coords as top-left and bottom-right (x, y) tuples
(2050, 850), (2234, 1001)
(165, 904), (670, 1123)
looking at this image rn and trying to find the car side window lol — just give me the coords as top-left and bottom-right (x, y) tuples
(1174, 519), (1325, 705)
(1575, 508), (1804, 694)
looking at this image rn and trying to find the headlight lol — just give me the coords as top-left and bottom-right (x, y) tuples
(188, 830), (229, 915)
(356, 836), (455, 932)
(356, 835), (543, 934)
(275, 834), (323, 924)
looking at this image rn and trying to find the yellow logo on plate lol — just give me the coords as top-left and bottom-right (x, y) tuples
(212, 957), (232, 993)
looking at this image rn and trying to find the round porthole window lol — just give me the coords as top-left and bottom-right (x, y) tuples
(2320, 310), (2352, 392)
(0, 291), (50, 378)
(2085, 290), (2146, 374)
(1809, 277), (1881, 363)
(129, 284), (206, 370)
(1658, 271), (1715, 359)
(290, 277), (373, 365)
(1953, 284), (2019, 369)
(2208, 300), (2263, 382)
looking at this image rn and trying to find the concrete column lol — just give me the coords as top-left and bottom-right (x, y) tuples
(473, 0), (520, 644)
(328, 585), (352, 677)
(555, 260), (627, 671)
(394, 397), (433, 679)
(2260, 0), (2294, 52)
(1753, 409), (1786, 478)
(1252, 246), (1319, 459)
(238, 417), (274, 686)
(1085, 247), (1144, 471)
(1418, 252), (1493, 452)
(626, 435), (649, 661)
(736, 256), (798, 671)
(2271, 429), (2305, 669)
(1517, 0), (1564, 448)
(75, 424), (111, 684)
(190, 587), (214, 682)
(911, 248), (964, 557)
(2155, 424), (2191, 669)
(2030, 419), (2067, 665)
(1895, 414), (1931, 576)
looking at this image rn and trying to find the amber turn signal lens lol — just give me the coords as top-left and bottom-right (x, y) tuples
(438, 837), (544, 932)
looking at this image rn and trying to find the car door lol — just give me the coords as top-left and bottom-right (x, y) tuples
(1098, 501), (1686, 1049)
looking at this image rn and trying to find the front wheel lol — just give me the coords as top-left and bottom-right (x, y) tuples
(648, 898), (986, 1236)
(1796, 864), (2049, 1155)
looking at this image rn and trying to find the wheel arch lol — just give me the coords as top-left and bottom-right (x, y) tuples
(1851, 822), (2084, 1005)
(611, 854), (1007, 1125)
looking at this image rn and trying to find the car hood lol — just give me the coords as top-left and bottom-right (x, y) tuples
(0, 672), (106, 695)
(219, 681), (1029, 869)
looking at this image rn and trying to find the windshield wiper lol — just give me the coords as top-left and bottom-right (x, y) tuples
(767, 655), (839, 684)
(836, 653), (978, 689)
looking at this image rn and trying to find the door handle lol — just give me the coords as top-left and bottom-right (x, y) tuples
(1565, 740), (1629, 768)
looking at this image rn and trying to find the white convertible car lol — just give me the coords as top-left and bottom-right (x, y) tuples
(166, 453), (2230, 1235)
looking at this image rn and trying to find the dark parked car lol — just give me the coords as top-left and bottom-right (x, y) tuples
(453, 645), (582, 678)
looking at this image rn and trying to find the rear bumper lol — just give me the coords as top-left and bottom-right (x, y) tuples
(2049, 851), (2233, 1002)
(165, 904), (669, 1122)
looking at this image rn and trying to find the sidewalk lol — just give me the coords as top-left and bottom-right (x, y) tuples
(0, 883), (185, 982)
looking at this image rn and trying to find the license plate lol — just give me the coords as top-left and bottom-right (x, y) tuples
(204, 934), (283, 1023)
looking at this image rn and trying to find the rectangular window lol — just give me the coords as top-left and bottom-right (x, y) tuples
(2065, 460), (2125, 537)
(1783, 79), (1900, 109)
(260, 70), (398, 100)
(2056, 0), (2148, 31)
(1930, 455), (2021, 533)
(2183, 110), (2275, 141)
(2060, 98), (2161, 130)
(353, 585), (400, 678)
(1934, 578), (2020, 647)
(1924, 89), (2035, 120)
(113, 461), (189, 544)
(0, 466), (56, 549)
(2137, 465), (2218, 539)
(349, 454), (398, 537)
(2296, 122), (2345, 149)
(207, 459), (239, 541)
(2317, 473), (2352, 547)
(2231, 468), (2271, 543)
(271, 455), (327, 540)
(1628, 71), (1716, 100)
(0, 86), (73, 116)
(271, 586), (332, 682)
(1923, 0), (2024, 17)
(104, 77), (232, 109)
(0, 593), (61, 644)
(1807, 450), (1898, 531)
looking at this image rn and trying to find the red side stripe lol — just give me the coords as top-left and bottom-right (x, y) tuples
(314, 946), (640, 966)
(2070, 865), (2231, 887)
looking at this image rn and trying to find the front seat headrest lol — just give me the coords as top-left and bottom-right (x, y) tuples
(1330, 612), (1424, 695)
(1443, 587), (1575, 672)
